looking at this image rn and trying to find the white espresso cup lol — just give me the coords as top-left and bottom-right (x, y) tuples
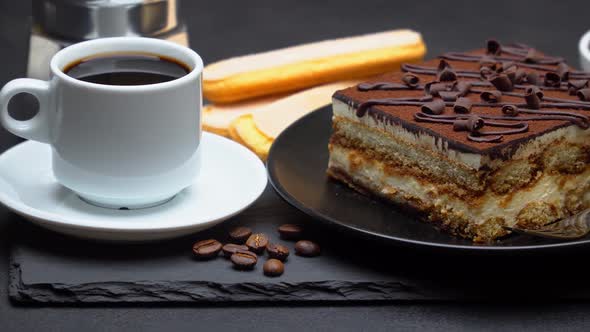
(0, 37), (203, 209)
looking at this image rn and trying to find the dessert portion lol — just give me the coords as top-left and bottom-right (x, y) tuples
(203, 29), (426, 103)
(328, 40), (590, 242)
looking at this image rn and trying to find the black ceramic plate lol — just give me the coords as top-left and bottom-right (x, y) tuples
(267, 106), (590, 252)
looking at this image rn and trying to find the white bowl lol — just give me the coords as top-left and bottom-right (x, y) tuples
(578, 30), (590, 71)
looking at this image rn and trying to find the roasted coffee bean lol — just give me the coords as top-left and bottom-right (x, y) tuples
(228, 226), (252, 244)
(231, 250), (258, 270)
(266, 243), (290, 261)
(246, 233), (269, 254)
(221, 243), (249, 258)
(278, 224), (304, 240)
(263, 259), (284, 277)
(294, 240), (321, 257)
(192, 239), (222, 259)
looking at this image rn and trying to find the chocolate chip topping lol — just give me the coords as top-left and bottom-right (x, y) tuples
(502, 104), (519, 116)
(435, 60), (458, 82)
(401, 73), (420, 88)
(455, 81), (472, 96)
(577, 88), (590, 101)
(439, 91), (459, 101)
(438, 68), (457, 82)
(557, 62), (570, 80)
(526, 72), (540, 85)
(504, 66), (517, 83)
(481, 90), (502, 103)
(489, 74), (514, 91)
(453, 115), (484, 132)
(426, 82), (447, 96)
(344, 39), (590, 151)
(524, 86), (543, 109)
(544, 72), (561, 87)
(453, 97), (472, 114)
(568, 80), (588, 95)
(514, 69), (527, 84)
(480, 66), (494, 79)
(486, 39), (501, 55)
(421, 99), (446, 115)
(529, 85), (544, 99)
(438, 59), (451, 71)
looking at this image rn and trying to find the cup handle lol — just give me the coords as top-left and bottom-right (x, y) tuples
(0, 78), (52, 143)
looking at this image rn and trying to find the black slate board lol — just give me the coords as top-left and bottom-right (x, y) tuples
(8, 186), (590, 304)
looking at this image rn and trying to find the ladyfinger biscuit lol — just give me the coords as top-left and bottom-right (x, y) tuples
(203, 29), (426, 103)
(229, 81), (360, 160)
(203, 95), (281, 137)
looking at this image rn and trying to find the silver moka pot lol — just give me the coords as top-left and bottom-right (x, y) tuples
(28, 0), (188, 79)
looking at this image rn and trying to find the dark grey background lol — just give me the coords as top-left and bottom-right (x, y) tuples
(2, 0), (590, 331)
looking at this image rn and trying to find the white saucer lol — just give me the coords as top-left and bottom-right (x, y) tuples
(0, 133), (267, 242)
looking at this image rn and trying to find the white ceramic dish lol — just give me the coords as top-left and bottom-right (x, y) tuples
(0, 132), (267, 242)
(579, 30), (590, 71)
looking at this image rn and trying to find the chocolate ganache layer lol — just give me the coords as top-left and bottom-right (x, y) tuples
(333, 40), (590, 159)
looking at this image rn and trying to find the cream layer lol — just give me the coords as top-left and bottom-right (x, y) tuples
(328, 144), (590, 226)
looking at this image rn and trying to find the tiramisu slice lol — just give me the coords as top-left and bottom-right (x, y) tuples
(327, 40), (590, 242)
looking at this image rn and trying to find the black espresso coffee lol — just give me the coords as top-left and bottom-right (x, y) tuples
(64, 53), (191, 85)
